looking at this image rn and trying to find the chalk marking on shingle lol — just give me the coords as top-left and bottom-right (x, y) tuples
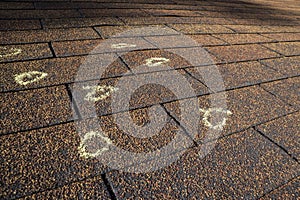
(14, 71), (48, 85)
(111, 43), (137, 49)
(78, 131), (112, 158)
(145, 57), (170, 67)
(0, 47), (22, 58)
(199, 107), (232, 130)
(83, 85), (118, 102)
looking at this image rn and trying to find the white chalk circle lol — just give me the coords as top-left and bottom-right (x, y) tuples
(0, 47), (22, 58)
(111, 43), (137, 49)
(78, 131), (112, 158)
(83, 85), (118, 102)
(14, 71), (48, 85)
(145, 57), (170, 67)
(199, 108), (232, 130)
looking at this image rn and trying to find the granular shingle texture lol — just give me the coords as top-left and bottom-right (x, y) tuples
(256, 112), (300, 160)
(0, 123), (107, 199)
(1, 0), (299, 199)
(0, 43), (52, 63)
(261, 176), (300, 199)
(164, 85), (295, 143)
(0, 86), (74, 134)
(106, 129), (300, 199)
(261, 76), (300, 109)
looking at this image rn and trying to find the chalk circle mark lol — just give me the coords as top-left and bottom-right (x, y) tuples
(14, 71), (48, 86)
(145, 57), (170, 67)
(83, 85), (118, 102)
(78, 131), (112, 159)
(0, 47), (22, 58)
(111, 43), (137, 49)
(200, 108), (232, 130)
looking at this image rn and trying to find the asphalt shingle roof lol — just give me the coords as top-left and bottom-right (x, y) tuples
(0, 0), (299, 199)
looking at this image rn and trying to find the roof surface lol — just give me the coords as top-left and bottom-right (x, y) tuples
(0, 0), (299, 199)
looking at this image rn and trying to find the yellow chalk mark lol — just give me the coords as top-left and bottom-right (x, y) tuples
(199, 107), (232, 130)
(14, 71), (48, 86)
(111, 43), (137, 49)
(78, 131), (112, 159)
(0, 47), (22, 58)
(145, 57), (170, 67)
(83, 85), (118, 102)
